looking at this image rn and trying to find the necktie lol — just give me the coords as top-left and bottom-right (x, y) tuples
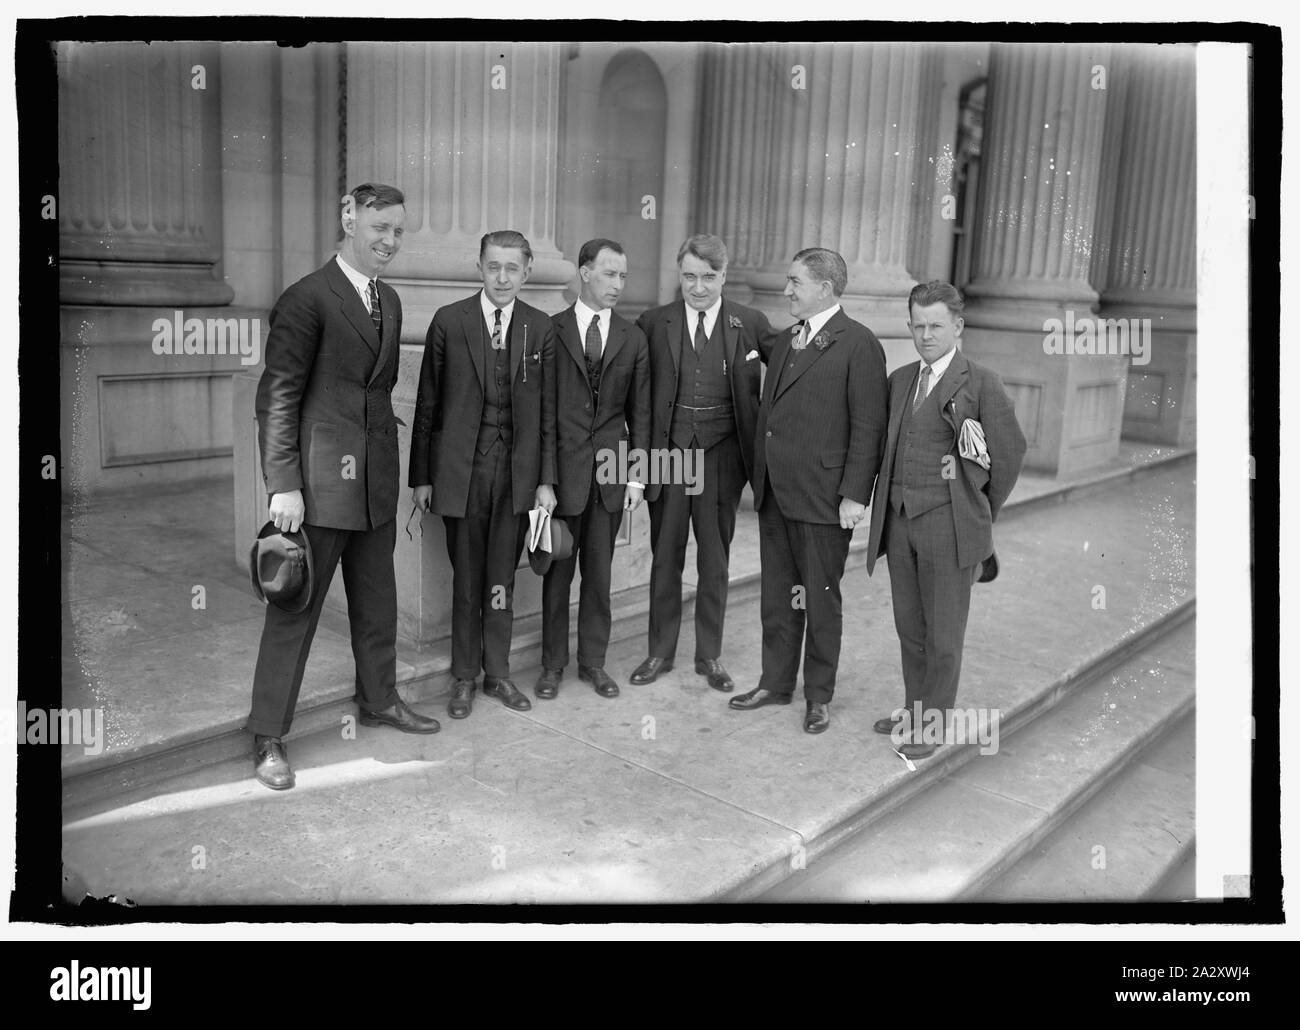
(694, 310), (707, 355)
(367, 280), (382, 341)
(491, 307), (504, 350)
(792, 321), (809, 350)
(914, 364), (931, 412)
(584, 313), (603, 384)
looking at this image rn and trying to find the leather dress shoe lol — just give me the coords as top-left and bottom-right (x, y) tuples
(253, 735), (295, 790)
(629, 656), (673, 684)
(804, 700), (830, 734)
(898, 740), (938, 760)
(360, 698), (441, 734)
(579, 665), (620, 698)
(729, 687), (793, 711)
(874, 713), (906, 735)
(483, 677), (532, 711)
(535, 668), (562, 700)
(448, 679), (476, 719)
(694, 658), (734, 693)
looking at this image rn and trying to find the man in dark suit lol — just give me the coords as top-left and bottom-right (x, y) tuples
(409, 230), (558, 719)
(866, 281), (1027, 759)
(249, 182), (440, 791)
(629, 234), (773, 694)
(535, 239), (650, 701)
(730, 248), (888, 734)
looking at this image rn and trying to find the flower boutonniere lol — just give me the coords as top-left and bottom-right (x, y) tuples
(728, 315), (743, 329)
(812, 331), (832, 351)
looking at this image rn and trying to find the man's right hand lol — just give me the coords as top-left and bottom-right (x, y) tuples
(412, 485), (433, 512)
(269, 490), (306, 533)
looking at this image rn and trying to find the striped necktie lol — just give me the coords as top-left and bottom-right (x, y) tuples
(367, 280), (382, 342)
(491, 307), (504, 350)
(913, 364), (931, 412)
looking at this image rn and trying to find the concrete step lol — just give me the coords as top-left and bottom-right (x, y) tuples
(62, 447), (1195, 814)
(755, 619), (1195, 902)
(978, 711), (1195, 901)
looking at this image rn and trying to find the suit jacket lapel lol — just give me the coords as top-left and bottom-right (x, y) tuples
(720, 302), (741, 366)
(883, 364), (915, 477)
(461, 297), (486, 390)
(664, 306), (680, 377)
(600, 316), (626, 381)
(774, 310), (843, 401)
(366, 280), (398, 386)
(326, 258), (381, 358)
(509, 307), (526, 383)
(933, 348), (969, 434)
(557, 307), (589, 390)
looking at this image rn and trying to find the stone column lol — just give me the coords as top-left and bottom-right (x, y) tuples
(1101, 46), (1197, 446)
(959, 43), (1119, 477)
(346, 41), (576, 332)
(696, 43), (922, 361)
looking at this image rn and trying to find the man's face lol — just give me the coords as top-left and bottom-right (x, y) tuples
(909, 300), (963, 365)
(343, 202), (405, 278)
(478, 244), (531, 308)
(579, 248), (628, 311)
(783, 260), (832, 321)
(679, 253), (725, 312)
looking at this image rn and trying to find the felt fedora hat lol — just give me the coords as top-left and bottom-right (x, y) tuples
(249, 521), (315, 613)
(528, 516), (575, 577)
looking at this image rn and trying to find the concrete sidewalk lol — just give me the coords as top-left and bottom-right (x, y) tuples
(61, 460), (1195, 904)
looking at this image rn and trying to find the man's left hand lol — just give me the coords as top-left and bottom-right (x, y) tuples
(839, 497), (867, 530)
(624, 484), (644, 512)
(535, 484), (557, 515)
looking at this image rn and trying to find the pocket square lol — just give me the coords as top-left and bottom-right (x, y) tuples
(745, 349), (759, 361)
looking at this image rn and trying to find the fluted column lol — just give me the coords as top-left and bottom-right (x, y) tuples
(347, 41), (576, 331)
(959, 43), (1121, 477)
(1102, 45), (1197, 445)
(696, 43), (921, 342)
(58, 42), (234, 306)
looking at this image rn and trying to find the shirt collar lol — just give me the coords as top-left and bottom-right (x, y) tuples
(480, 290), (515, 326)
(802, 303), (841, 342)
(575, 297), (605, 329)
(925, 344), (959, 380)
(684, 297), (723, 329)
(335, 253), (374, 295)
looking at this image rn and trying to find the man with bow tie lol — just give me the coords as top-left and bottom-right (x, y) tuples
(730, 247), (888, 734)
(409, 230), (558, 720)
(865, 281), (1026, 759)
(629, 234), (774, 695)
(249, 182), (441, 791)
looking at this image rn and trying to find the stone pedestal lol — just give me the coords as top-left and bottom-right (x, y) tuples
(959, 43), (1123, 477)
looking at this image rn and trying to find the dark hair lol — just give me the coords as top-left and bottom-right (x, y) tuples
(792, 247), (848, 297)
(480, 230), (534, 265)
(578, 238), (626, 268)
(676, 234), (728, 271)
(349, 182), (405, 210)
(908, 280), (965, 318)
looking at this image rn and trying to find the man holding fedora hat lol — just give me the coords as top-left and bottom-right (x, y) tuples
(249, 181), (440, 791)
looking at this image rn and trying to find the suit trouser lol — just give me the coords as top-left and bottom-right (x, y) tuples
(646, 432), (745, 661)
(443, 439), (527, 681)
(884, 500), (977, 720)
(248, 519), (401, 737)
(542, 476), (622, 671)
(756, 495), (853, 704)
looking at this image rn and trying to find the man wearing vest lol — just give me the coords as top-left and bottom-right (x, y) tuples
(250, 182), (441, 792)
(409, 230), (558, 719)
(536, 239), (651, 701)
(629, 234), (773, 694)
(865, 281), (1027, 759)
(731, 248), (889, 734)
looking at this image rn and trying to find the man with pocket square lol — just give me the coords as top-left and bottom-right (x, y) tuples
(249, 182), (441, 791)
(865, 281), (1027, 759)
(629, 235), (774, 695)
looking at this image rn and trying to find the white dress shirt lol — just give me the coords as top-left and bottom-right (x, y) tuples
(574, 298), (610, 354)
(915, 343), (959, 404)
(801, 303), (841, 343)
(480, 291), (515, 340)
(335, 253), (378, 313)
(684, 297), (722, 340)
